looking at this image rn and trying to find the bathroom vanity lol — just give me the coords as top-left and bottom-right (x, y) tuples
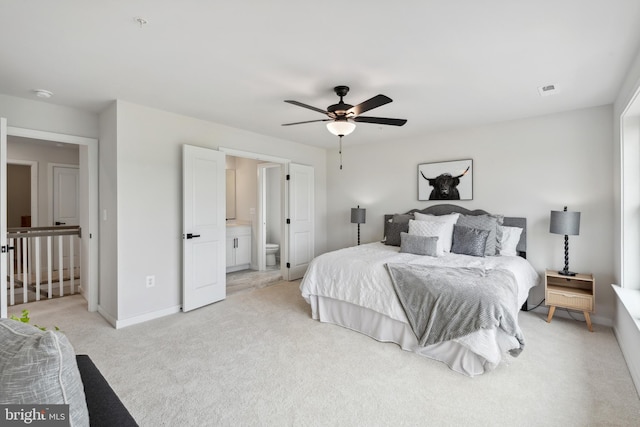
(226, 224), (251, 272)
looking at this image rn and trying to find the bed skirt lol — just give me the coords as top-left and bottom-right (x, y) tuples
(308, 294), (518, 377)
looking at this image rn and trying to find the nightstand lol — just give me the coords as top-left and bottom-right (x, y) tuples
(545, 269), (595, 332)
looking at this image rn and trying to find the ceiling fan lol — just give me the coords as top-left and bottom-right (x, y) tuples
(282, 85), (407, 135)
(282, 85), (407, 169)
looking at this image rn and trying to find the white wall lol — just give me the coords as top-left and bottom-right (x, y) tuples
(266, 166), (281, 246)
(100, 100), (327, 323)
(235, 157), (260, 223)
(0, 94), (98, 138)
(98, 102), (118, 320)
(327, 105), (615, 322)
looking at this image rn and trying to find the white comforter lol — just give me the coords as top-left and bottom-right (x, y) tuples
(299, 242), (540, 375)
(300, 242), (539, 321)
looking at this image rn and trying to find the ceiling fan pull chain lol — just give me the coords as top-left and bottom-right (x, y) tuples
(339, 135), (343, 170)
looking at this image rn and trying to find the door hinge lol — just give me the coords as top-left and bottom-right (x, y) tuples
(1, 245), (15, 253)
(286, 218), (290, 224)
(286, 174), (290, 180)
(286, 262), (290, 268)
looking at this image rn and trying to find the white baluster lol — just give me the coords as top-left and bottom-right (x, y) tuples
(22, 236), (28, 304)
(35, 237), (41, 301)
(9, 237), (15, 306)
(69, 234), (74, 294)
(47, 236), (52, 299)
(58, 235), (64, 297)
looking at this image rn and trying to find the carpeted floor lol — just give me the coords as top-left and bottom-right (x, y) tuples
(8, 281), (640, 426)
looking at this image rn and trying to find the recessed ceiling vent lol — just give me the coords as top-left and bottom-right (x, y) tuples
(538, 84), (559, 97)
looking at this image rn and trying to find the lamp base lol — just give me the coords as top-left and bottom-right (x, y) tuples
(557, 270), (577, 277)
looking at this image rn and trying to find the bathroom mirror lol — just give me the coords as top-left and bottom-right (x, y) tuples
(226, 169), (236, 220)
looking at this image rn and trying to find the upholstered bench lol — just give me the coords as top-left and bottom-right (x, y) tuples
(76, 355), (137, 426)
(0, 318), (137, 426)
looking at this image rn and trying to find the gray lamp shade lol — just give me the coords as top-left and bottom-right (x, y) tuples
(351, 206), (366, 224)
(550, 209), (581, 236)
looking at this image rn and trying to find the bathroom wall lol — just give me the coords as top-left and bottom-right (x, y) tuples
(266, 165), (281, 247)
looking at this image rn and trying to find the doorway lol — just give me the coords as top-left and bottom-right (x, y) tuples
(6, 162), (36, 228)
(221, 149), (288, 295)
(258, 163), (282, 271)
(2, 126), (98, 314)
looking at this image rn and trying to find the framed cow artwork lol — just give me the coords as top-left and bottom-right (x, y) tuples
(418, 159), (473, 201)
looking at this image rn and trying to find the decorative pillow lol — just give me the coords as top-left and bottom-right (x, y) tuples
(499, 226), (523, 256)
(384, 221), (409, 246)
(399, 232), (439, 256)
(455, 214), (502, 256)
(392, 213), (414, 224)
(0, 319), (90, 427)
(413, 212), (460, 252)
(408, 220), (448, 256)
(451, 224), (490, 257)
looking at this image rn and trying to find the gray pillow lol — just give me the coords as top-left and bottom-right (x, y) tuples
(0, 319), (90, 427)
(392, 213), (414, 224)
(451, 224), (490, 257)
(399, 232), (439, 256)
(384, 221), (409, 246)
(456, 214), (502, 256)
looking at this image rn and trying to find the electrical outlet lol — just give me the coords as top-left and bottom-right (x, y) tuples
(145, 275), (155, 288)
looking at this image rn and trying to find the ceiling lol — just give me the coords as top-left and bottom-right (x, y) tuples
(1, 1), (640, 149)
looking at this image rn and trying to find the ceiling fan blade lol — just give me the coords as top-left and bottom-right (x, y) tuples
(282, 119), (331, 126)
(284, 100), (328, 115)
(348, 94), (392, 116)
(353, 116), (407, 126)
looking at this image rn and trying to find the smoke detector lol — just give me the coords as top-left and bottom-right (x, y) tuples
(538, 84), (559, 97)
(33, 89), (53, 98)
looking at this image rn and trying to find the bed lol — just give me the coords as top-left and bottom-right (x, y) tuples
(299, 204), (540, 376)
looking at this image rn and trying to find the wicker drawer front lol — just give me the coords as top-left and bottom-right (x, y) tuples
(547, 290), (593, 311)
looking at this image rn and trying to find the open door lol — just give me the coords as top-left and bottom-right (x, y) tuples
(1, 118), (8, 318)
(285, 163), (314, 280)
(182, 145), (226, 312)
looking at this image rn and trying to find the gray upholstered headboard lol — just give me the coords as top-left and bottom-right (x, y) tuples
(384, 204), (527, 257)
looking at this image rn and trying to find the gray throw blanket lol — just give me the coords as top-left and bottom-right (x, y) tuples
(385, 264), (524, 356)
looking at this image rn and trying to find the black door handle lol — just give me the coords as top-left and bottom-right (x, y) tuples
(186, 233), (201, 239)
(55, 221), (66, 225)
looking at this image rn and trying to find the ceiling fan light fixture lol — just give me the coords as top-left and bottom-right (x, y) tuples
(326, 120), (356, 136)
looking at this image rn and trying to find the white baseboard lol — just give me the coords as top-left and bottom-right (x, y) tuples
(97, 304), (181, 329)
(97, 305), (117, 328)
(115, 305), (181, 329)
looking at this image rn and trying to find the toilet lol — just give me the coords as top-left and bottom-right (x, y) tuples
(265, 243), (279, 267)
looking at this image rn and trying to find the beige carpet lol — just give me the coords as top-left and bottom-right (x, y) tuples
(8, 281), (640, 426)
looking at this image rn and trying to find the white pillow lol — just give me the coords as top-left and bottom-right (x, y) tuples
(408, 220), (448, 256)
(499, 226), (523, 256)
(413, 212), (460, 252)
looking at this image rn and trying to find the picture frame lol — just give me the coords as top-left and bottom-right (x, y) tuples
(418, 159), (473, 201)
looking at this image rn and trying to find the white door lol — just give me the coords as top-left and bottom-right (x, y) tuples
(286, 163), (314, 280)
(53, 166), (80, 270)
(1, 118), (8, 318)
(182, 145), (226, 312)
(53, 166), (79, 226)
